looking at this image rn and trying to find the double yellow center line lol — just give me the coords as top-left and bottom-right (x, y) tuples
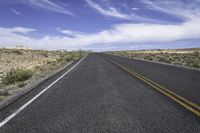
(104, 56), (200, 117)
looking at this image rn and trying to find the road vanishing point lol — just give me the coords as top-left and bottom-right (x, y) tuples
(0, 53), (200, 133)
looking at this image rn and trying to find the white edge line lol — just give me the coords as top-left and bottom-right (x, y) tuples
(0, 54), (88, 128)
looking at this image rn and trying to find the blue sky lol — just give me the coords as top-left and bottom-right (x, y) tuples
(0, 0), (200, 51)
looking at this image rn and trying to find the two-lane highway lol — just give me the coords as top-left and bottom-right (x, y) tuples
(0, 53), (200, 133)
(103, 53), (200, 106)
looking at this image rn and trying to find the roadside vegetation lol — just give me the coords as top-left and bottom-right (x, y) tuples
(107, 48), (200, 69)
(2, 69), (33, 85)
(0, 48), (87, 101)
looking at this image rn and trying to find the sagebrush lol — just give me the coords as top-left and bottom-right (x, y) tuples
(2, 69), (33, 85)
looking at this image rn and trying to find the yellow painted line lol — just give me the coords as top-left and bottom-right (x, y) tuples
(133, 70), (200, 110)
(105, 57), (200, 117)
(118, 62), (200, 111)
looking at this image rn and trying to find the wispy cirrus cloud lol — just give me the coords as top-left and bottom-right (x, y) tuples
(142, 0), (200, 19)
(131, 8), (140, 11)
(1, 0), (200, 51)
(85, 0), (131, 19)
(85, 0), (170, 23)
(1, 16), (200, 50)
(10, 8), (21, 15)
(56, 28), (84, 38)
(21, 0), (75, 17)
(0, 27), (36, 34)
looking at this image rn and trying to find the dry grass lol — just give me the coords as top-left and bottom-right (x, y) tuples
(0, 48), (86, 101)
(107, 48), (200, 68)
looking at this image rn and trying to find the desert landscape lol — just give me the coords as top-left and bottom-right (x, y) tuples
(1, 0), (200, 131)
(108, 48), (200, 69)
(0, 48), (86, 101)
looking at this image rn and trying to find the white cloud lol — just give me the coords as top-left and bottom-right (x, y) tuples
(1, 17), (200, 50)
(85, 0), (164, 23)
(10, 8), (21, 15)
(58, 29), (83, 37)
(85, 0), (131, 19)
(131, 8), (140, 11)
(73, 18), (200, 44)
(22, 0), (75, 16)
(61, 30), (76, 35)
(1, 0), (200, 50)
(12, 27), (36, 33)
(0, 27), (36, 35)
(142, 0), (200, 19)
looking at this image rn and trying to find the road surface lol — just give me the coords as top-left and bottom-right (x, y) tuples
(0, 53), (200, 133)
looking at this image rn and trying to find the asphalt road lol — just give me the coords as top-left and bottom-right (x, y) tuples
(103, 53), (200, 106)
(0, 53), (200, 133)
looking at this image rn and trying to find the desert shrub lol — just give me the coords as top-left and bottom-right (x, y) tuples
(2, 69), (33, 85)
(17, 82), (26, 88)
(65, 54), (80, 62)
(190, 62), (200, 68)
(192, 51), (200, 57)
(0, 91), (9, 96)
(56, 54), (78, 63)
(144, 56), (153, 60)
(66, 56), (75, 62)
(173, 61), (182, 65)
(12, 50), (23, 55)
(56, 58), (65, 63)
(158, 57), (171, 63)
(40, 52), (49, 57)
